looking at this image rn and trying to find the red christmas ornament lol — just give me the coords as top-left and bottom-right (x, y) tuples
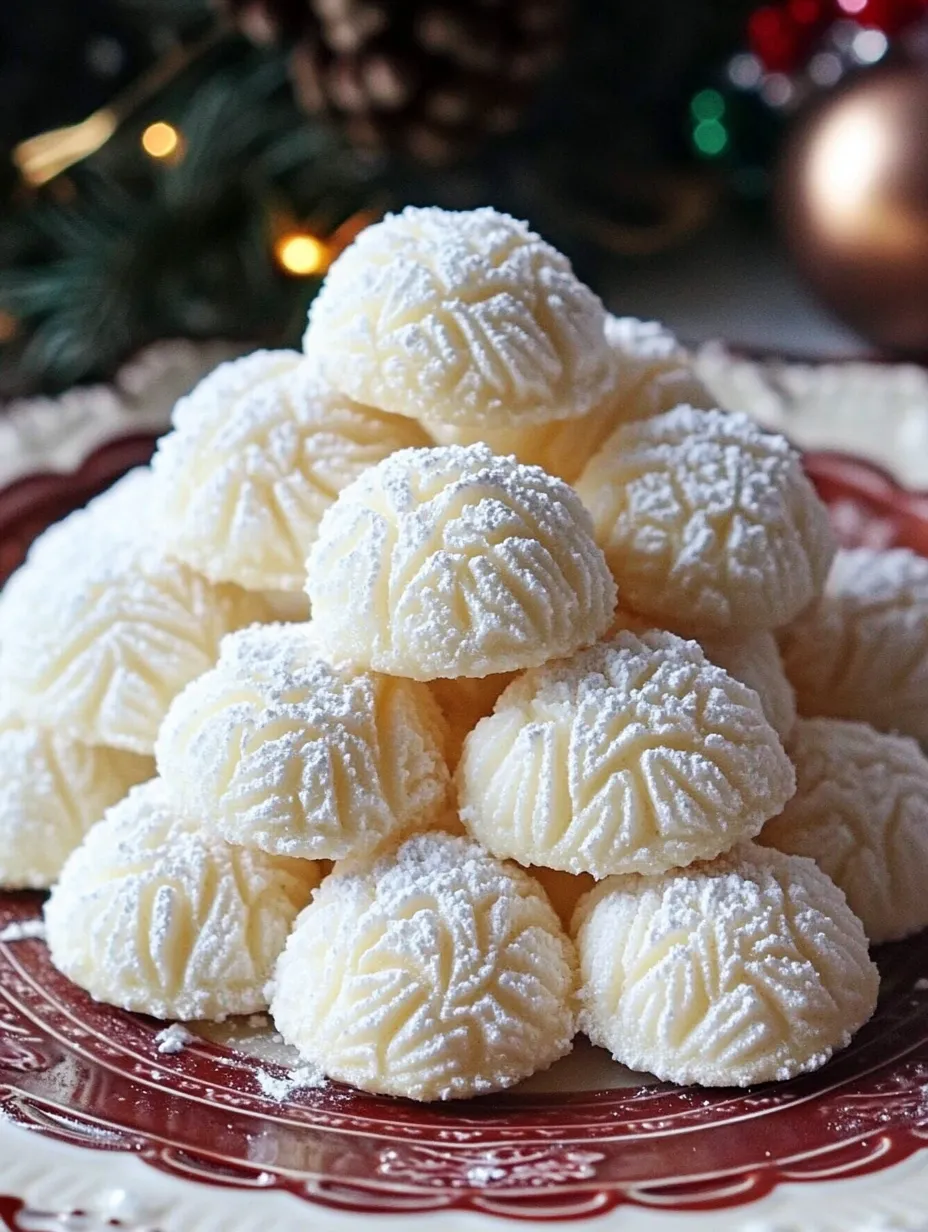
(749, 6), (804, 71)
(749, 3), (829, 71)
(833, 0), (928, 34)
(788, 0), (829, 30)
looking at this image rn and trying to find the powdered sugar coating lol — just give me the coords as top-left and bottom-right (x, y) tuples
(699, 629), (796, 742)
(0, 501), (269, 753)
(269, 831), (577, 1100)
(611, 612), (797, 741)
(423, 318), (713, 483)
(0, 714), (152, 889)
(45, 779), (321, 1021)
(761, 718), (928, 943)
(302, 206), (614, 428)
(156, 623), (450, 860)
(575, 407), (836, 632)
(306, 443), (616, 679)
(778, 548), (928, 744)
(573, 843), (878, 1086)
(604, 315), (714, 424)
(457, 631), (796, 877)
(428, 672), (516, 768)
(154, 350), (429, 593)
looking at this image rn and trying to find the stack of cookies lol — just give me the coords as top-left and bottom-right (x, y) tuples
(3, 206), (926, 1101)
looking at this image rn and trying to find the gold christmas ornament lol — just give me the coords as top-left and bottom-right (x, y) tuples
(776, 64), (928, 355)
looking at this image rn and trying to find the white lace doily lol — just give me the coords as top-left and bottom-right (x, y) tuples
(0, 340), (244, 488)
(696, 344), (928, 490)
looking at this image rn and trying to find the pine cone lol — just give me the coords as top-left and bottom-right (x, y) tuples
(289, 1), (567, 164)
(219, 0), (308, 44)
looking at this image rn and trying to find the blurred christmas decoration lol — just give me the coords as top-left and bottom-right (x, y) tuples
(691, 0), (928, 351)
(687, 0), (928, 201)
(0, 39), (378, 399)
(1, 0), (763, 402)
(732, 0), (926, 114)
(226, 0), (568, 165)
(777, 63), (928, 353)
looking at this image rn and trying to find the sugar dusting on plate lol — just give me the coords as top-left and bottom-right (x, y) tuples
(256, 1062), (326, 1101)
(155, 1023), (196, 1055)
(0, 918), (46, 942)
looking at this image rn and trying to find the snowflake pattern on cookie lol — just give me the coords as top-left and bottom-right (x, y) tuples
(46, 779), (322, 1020)
(576, 407), (836, 632)
(156, 623), (450, 860)
(306, 443), (616, 679)
(270, 831), (577, 1100)
(573, 843), (878, 1086)
(302, 206), (615, 428)
(457, 631), (795, 877)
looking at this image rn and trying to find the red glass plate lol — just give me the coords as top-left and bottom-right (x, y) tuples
(1, 437), (928, 1226)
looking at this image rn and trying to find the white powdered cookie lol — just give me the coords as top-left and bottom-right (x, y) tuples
(306, 443), (616, 679)
(0, 499), (268, 753)
(0, 715), (152, 889)
(424, 317), (713, 483)
(575, 407), (836, 632)
(156, 623), (450, 861)
(778, 548), (928, 745)
(761, 718), (928, 943)
(611, 611), (797, 741)
(603, 315), (714, 424)
(270, 831), (577, 1100)
(573, 843), (878, 1086)
(457, 632), (795, 878)
(697, 630), (796, 741)
(46, 779), (321, 1020)
(154, 350), (428, 594)
(302, 206), (614, 428)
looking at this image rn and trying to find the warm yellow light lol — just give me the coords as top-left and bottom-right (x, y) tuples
(14, 110), (119, 186)
(141, 121), (181, 159)
(0, 311), (18, 343)
(275, 233), (329, 276)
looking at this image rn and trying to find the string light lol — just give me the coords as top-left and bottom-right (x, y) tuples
(690, 90), (730, 157)
(14, 111), (118, 186)
(274, 233), (331, 276)
(0, 312), (18, 344)
(693, 119), (730, 156)
(141, 122), (182, 160)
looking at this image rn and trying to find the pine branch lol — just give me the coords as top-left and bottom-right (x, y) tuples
(0, 40), (381, 398)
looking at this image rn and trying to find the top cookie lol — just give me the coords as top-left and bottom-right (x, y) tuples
(302, 206), (615, 428)
(154, 350), (429, 594)
(306, 443), (617, 679)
